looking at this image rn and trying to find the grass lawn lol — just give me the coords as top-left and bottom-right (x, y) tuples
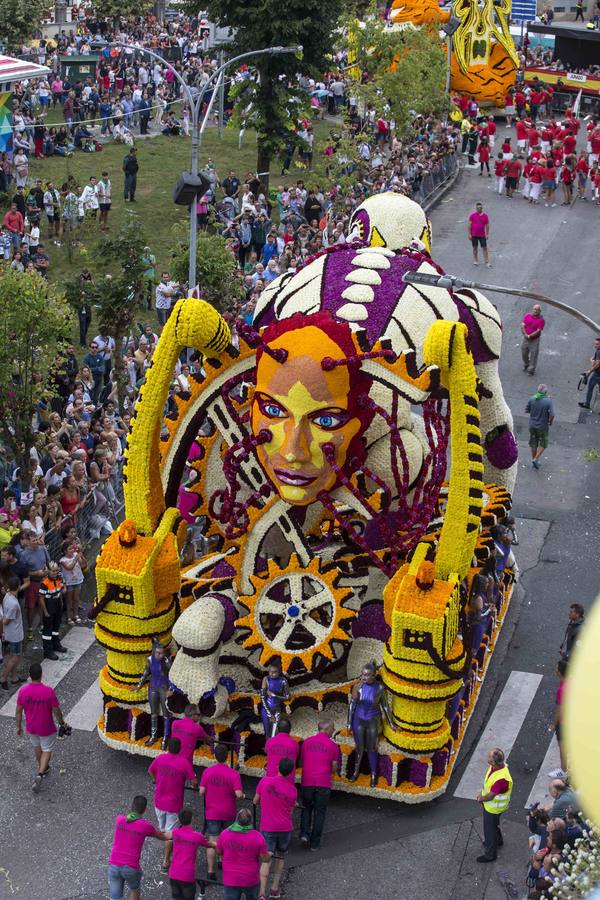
(19, 119), (334, 289)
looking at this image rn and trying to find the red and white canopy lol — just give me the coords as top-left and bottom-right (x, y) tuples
(0, 55), (51, 86)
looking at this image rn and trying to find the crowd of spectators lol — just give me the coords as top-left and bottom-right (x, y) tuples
(0, 328), (129, 656)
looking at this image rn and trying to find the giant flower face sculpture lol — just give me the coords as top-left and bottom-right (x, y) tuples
(251, 318), (367, 506)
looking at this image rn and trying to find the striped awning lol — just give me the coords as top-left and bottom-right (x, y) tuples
(0, 55), (51, 86)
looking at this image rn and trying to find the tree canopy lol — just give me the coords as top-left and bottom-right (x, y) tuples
(204, 0), (349, 182)
(348, 19), (449, 137)
(0, 0), (54, 52)
(0, 268), (73, 488)
(170, 224), (244, 312)
(89, 0), (153, 19)
(65, 216), (149, 409)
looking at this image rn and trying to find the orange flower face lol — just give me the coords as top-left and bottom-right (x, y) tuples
(252, 326), (362, 506)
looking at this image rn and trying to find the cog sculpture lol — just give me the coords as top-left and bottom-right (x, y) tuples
(93, 193), (517, 801)
(390, 0), (518, 106)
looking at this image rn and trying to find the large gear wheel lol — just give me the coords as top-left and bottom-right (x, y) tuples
(236, 555), (356, 674)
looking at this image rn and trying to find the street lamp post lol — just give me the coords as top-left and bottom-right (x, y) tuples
(441, 17), (461, 95)
(99, 42), (301, 289)
(403, 270), (600, 333)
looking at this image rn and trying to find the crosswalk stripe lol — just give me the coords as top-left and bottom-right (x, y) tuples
(0, 626), (96, 719)
(524, 735), (562, 809)
(454, 670), (543, 800)
(66, 677), (103, 732)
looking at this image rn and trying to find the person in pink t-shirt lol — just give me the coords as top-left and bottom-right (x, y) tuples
(299, 720), (341, 850)
(169, 807), (216, 900)
(521, 304), (545, 376)
(108, 794), (169, 900)
(216, 808), (270, 900)
(254, 758), (297, 899)
(148, 737), (197, 872)
(15, 661), (67, 793)
(467, 202), (491, 266)
(199, 743), (244, 880)
(171, 703), (212, 766)
(265, 718), (299, 782)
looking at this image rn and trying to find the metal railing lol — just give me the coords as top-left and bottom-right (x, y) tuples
(44, 461), (125, 563)
(411, 152), (459, 207)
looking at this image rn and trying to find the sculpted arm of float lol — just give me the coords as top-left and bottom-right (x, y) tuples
(133, 658), (151, 692)
(123, 297), (230, 537)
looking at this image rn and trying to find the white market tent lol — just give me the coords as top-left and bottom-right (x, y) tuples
(0, 54), (51, 86)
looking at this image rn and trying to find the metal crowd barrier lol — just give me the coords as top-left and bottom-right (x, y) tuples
(44, 461), (125, 563)
(411, 153), (458, 207)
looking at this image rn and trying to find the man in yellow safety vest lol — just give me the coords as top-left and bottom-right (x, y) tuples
(476, 747), (513, 862)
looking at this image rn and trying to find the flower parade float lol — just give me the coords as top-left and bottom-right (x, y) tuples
(389, 0), (518, 106)
(92, 193), (517, 802)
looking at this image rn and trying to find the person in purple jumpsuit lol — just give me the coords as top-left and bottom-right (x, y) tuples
(348, 662), (388, 786)
(134, 639), (173, 749)
(260, 662), (290, 738)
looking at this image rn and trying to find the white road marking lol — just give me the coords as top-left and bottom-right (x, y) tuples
(454, 670), (543, 800)
(0, 627), (96, 718)
(66, 677), (103, 732)
(525, 735), (562, 809)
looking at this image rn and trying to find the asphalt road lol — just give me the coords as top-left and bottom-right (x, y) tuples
(1, 150), (599, 900)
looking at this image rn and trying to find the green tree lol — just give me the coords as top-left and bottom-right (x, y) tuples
(0, 0), (54, 52)
(169, 225), (244, 312)
(203, 0), (348, 187)
(0, 268), (72, 491)
(65, 217), (149, 410)
(89, 0), (152, 19)
(349, 19), (449, 137)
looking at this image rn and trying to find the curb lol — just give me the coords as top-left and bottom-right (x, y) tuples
(423, 160), (462, 214)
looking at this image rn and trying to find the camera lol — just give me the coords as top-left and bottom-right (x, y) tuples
(58, 723), (72, 738)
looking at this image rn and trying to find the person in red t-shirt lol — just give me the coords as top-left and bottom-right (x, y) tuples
(528, 126), (540, 149)
(522, 157), (535, 200)
(478, 139), (491, 176)
(540, 125), (553, 154)
(494, 154), (507, 194)
(515, 118), (528, 152)
(542, 159), (557, 206)
(589, 127), (600, 165)
(560, 158), (575, 205)
(516, 90), (526, 116)
(563, 132), (576, 155)
(576, 153), (589, 199)
(487, 115), (497, 148)
(529, 160), (544, 204)
(505, 157), (522, 198)
(592, 165), (600, 204)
